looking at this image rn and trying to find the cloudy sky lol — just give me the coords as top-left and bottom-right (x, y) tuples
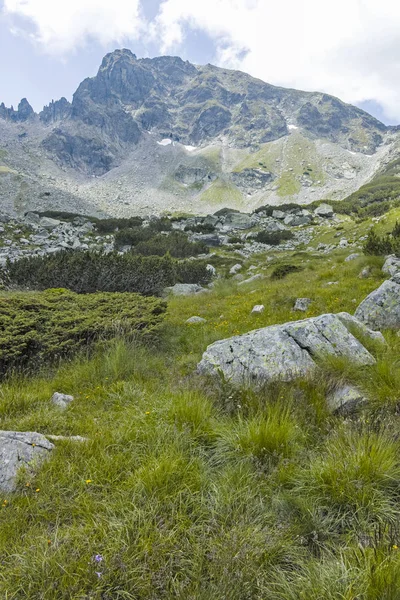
(1, 0), (400, 124)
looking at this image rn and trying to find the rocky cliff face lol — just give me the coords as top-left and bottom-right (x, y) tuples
(0, 49), (398, 217)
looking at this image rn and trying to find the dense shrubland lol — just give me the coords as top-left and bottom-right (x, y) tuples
(5, 250), (212, 295)
(364, 222), (400, 256)
(0, 288), (166, 376)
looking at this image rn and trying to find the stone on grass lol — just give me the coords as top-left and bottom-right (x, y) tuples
(358, 267), (371, 279)
(206, 264), (217, 277)
(198, 313), (381, 387)
(0, 431), (54, 493)
(237, 274), (263, 286)
(186, 316), (207, 324)
(229, 263), (242, 275)
(51, 392), (74, 410)
(164, 283), (207, 297)
(252, 305), (265, 314)
(345, 253), (360, 262)
(293, 298), (312, 312)
(314, 204), (334, 218)
(355, 274), (400, 330)
(327, 385), (366, 415)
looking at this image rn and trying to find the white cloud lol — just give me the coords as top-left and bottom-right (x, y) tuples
(3, 0), (144, 54)
(154, 0), (400, 122)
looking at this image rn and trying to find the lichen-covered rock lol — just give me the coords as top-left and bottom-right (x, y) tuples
(354, 274), (400, 330)
(0, 431), (54, 493)
(186, 316), (207, 324)
(314, 204), (334, 218)
(198, 313), (380, 387)
(293, 298), (312, 312)
(382, 256), (400, 277)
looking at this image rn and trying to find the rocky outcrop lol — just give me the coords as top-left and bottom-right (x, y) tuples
(382, 256), (400, 277)
(198, 313), (383, 387)
(0, 98), (35, 122)
(355, 274), (400, 330)
(0, 431), (54, 493)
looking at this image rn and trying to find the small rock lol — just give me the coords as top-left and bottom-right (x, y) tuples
(252, 305), (265, 314)
(358, 267), (371, 279)
(230, 263), (242, 275)
(206, 264), (217, 277)
(164, 283), (207, 296)
(51, 392), (74, 410)
(293, 298), (312, 312)
(339, 239), (348, 248)
(345, 253), (360, 262)
(186, 316), (207, 324)
(238, 274), (263, 286)
(314, 204), (334, 218)
(327, 385), (366, 415)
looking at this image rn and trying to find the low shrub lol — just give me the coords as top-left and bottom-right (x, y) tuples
(114, 227), (152, 248)
(271, 264), (304, 279)
(134, 232), (208, 258)
(5, 251), (211, 295)
(95, 216), (144, 233)
(363, 230), (400, 256)
(184, 223), (216, 233)
(0, 288), (166, 376)
(255, 230), (294, 245)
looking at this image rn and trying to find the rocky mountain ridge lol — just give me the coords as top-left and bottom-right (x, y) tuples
(1, 49), (400, 217)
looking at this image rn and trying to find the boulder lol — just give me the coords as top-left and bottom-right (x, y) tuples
(293, 298), (312, 312)
(284, 215), (312, 227)
(39, 217), (61, 229)
(191, 233), (221, 247)
(51, 392), (74, 410)
(237, 274), (263, 286)
(382, 256), (400, 277)
(164, 283), (207, 297)
(251, 305), (265, 314)
(229, 263), (243, 275)
(186, 316), (207, 324)
(0, 431), (54, 493)
(345, 253), (360, 262)
(314, 204), (334, 218)
(224, 213), (254, 230)
(272, 210), (286, 220)
(354, 274), (400, 330)
(197, 313), (381, 387)
(358, 267), (371, 279)
(206, 264), (217, 277)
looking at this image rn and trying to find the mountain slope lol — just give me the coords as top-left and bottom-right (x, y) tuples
(0, 49), (399, 217)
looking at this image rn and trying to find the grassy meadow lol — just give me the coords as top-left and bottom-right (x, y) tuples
(1, 241), (400, 599)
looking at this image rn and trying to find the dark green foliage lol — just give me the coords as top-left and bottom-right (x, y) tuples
(95, 216), (144, 233)
(255, 203), (303, 215)
(0, 288), (166, 376)
(213, 207), (240, 217)
(5, 251), (211, 295)
(392, 220), (400, 238)
(148, 217), (173, 232)
(363, 230), (398, 256)
(255, 230), (294, 245)
(184, 223), (216, 233)
(134, 232), (208, 258)
(271, 264), (304, 279)
(175, 260), (211, 285)
(114, 226), (152, 248)
(228, 235), (242, 244)
(35, 211), (96, 223)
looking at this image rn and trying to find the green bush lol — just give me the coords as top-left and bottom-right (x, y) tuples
(0, 288), (166, 376)
(114, 227), (153, 248)
(5, 251), (211, 295)
(134, 232), (208, 258)
(255, 230), (294, 245)
(363, 230), (398, 256)
(271, 264), (303, 279)
(95, 216), (144, 233)
(148, 218), (173, 232)
(184, 223), (216, 233)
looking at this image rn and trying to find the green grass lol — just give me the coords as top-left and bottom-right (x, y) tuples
(1, 240), (400, 597)
(200, 178), (244, 207)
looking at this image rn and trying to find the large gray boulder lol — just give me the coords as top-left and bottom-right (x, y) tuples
(314, 203), (334, 218)
(0, 431), (54, 493)
(224, 213), (254, 230)
(198, 313), (382, 387)
(164, 283), (208, 297)
(355, 274), (400, 330)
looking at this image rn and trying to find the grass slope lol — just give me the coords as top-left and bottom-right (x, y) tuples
(1, 244), (400, 597)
